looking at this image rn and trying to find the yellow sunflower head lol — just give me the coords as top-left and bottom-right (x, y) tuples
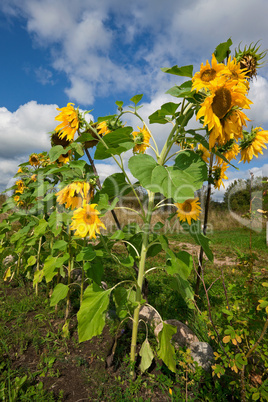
(17, 167), (23, 174)
(212, 162), (229, 189)
(192, 54), (227, 92)
(15, 179), (26, 194)
(70, 203), (106, 239)
(132, 125), (151, 154)
(29, 153), (40, 167)
(215, 140), (239, 164)
(56, 181), (93, 210)
(174, 198), (202, 225)
(97, 121), (111, 136)
(57, 150), (72, 165)
(55, 103), (79, 141)
(197, 81), (252, 149)
(31, 174), (37, 182)
(225, 56), (249, 90)
(239, 127), (268, 163)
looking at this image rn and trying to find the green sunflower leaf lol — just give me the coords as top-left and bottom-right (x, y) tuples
(50, 283), (69, 307)
(161, 65), (193, 78)
(166, 80), (194, 98)
(78, 283), (112, 342)
(99, 173), (132, 200)
(157, 322), (177, 373)
(128, 154), (157, 188)
(139, 339), (154, 373)
(214, 38), (233, 62)
(182, 220), (213, 262)
(49, 145), (65, 162)
(94, 127), (134, 159)
(130, 94), (143, 105)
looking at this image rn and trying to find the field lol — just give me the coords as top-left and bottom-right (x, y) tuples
(1, 220), (267, 401)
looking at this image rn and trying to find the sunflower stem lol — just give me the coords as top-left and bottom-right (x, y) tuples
(195, 151), (214, 300)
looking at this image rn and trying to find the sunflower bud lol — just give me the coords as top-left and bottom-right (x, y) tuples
(235, 42), (267, 80)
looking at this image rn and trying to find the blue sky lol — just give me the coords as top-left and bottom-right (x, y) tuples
(1, 0), (268, 202)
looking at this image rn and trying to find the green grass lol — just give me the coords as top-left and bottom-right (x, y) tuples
(0, 227), (267, 401)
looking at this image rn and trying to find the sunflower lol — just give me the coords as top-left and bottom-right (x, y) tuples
(240, 127), (268, 163)
(197, 144), (210, 163)
(225, 56), (249, 90)
(15, 180), (25, 194)
(212, 163), (229, 189)
(70, 203), (106, 239)
(192, 54), (227, 92)
(51, 131), (72, 147)
(58, 150), (72, 165)
(13, 195), (20, 204)
(215, 140), (240, 164)
(56, 181), (93, 210)
(196, 81), (252, 149)
(235, 42), (267, 80)
(17, 168), (23, 174)
(29, 154), (40, 167)
(132, 125), (151, 153)
(97, 121), (111, 136)
(55, 103), (79, 141)
(174, 198), (202, 225)
(31, 174), (37, 182)
(220, 108), (250, 144)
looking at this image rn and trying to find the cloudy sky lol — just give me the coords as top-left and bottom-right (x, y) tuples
(1, 0), (268, 201)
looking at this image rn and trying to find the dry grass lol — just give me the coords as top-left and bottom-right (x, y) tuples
(101, 207), (251, 235)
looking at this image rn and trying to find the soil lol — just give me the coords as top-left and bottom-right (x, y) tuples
(1, 285), (173, 402)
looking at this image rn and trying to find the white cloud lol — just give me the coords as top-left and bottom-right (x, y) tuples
(0, 101), (58, 158)
(2, 0), (268, 108)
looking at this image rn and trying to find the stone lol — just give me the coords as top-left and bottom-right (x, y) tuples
(3, 255), (14, 266)
(189, 341), (214, 371)
(139, 305), (162, 328)
(154, 319), (199, 348)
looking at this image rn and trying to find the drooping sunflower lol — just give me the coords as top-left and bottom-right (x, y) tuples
(70, 203), (106, 239)
(97, 121), (111, 136)
(197, 144), (210, 163)
(29, 153), (40, 167)
(132, 125), (151, 154)
(192, 54), (227, 92)
(212, 162), (229, 189)
(220, 108), (250, 144)
(56, 181), (93, 210)
(58, 150), (72, 165)
(15, 180), (25, 194)
(240, 127), (268, 163)
(55, 103), (79, 141)
(51, 131), (72, 147)
(215, 140), (240, 164)
(224, 56), (249, 90)
(196, 81), (252, 149)
(174, 198), (202, 225)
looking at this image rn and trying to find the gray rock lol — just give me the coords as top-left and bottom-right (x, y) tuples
(190, 341), (214, 371)
(154, 319), (199, 348)
(139, 305), (162, 328)
(3, 255), (14, 266)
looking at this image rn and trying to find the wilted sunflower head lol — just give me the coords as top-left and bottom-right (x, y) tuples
(235, 42), (267, 80)
(51, 131), (72, 147)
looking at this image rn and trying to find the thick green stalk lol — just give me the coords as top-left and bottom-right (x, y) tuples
(35, 236), (42, 296)
(65, 233), (73, 320)
(130, 190), (155, 367)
